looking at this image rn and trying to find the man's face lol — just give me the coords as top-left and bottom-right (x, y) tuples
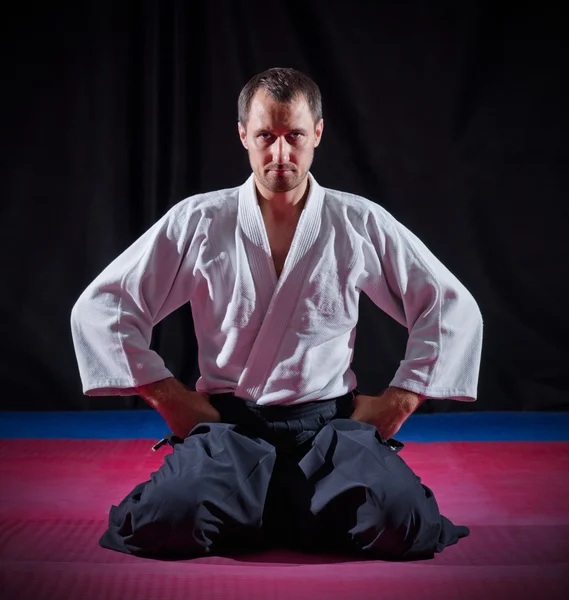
(238, 89), (323, 194)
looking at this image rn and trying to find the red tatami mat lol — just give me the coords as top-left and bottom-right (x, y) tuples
(1, 440), (568, 600)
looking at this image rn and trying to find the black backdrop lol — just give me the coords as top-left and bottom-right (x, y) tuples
(2, 1), (567, 412)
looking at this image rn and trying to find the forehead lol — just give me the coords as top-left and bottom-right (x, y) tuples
(247, 89), (314, 130)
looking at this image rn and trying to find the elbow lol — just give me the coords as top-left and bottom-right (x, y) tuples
(69, 289), (95, 360)
(70, 293), (86, 330)
(465, 290), (483, 328)
(440, 284), (483, 336)
(70, 285), (100, 332)
(458, 288), (484, 341)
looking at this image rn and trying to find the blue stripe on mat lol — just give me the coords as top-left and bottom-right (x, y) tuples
(1, 411), (569, 441)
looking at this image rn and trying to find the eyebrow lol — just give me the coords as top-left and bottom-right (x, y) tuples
(253, 128), (308, 136)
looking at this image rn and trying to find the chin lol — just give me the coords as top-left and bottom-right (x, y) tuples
(270, 180), (303, 193)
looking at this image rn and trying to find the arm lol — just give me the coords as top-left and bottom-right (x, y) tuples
(70, 199), (202, 396)
(353, 208), (483, 436)
(359, 208), (483, 402)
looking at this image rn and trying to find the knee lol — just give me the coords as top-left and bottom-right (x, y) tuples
(102, 478), (207, 558)
(123, 476), (210, 554)
(143, 476), (201, 524)
(349, 492), (427, 558)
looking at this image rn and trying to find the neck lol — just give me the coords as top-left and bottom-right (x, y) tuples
(255, 176), (310, 223)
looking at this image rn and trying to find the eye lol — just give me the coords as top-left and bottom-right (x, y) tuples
(288, 132), (302, 139)
(258, 132), (273, 140)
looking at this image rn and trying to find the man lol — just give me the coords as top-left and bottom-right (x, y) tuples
(71, 68), (483, 560)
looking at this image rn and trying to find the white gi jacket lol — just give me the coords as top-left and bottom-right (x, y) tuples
(71, 173), (483, 404)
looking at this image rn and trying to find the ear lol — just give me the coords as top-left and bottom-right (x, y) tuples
(238, 122), (249, 149)
(313, 118), (324, 148)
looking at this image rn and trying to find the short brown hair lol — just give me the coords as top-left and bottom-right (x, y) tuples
(238, 67), (322, 126)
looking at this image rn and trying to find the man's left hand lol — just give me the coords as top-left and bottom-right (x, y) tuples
(350, 387), (425, 439)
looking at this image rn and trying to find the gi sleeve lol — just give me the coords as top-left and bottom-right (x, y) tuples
(70, 199), (202, 396)
(359, 208), (483, 401)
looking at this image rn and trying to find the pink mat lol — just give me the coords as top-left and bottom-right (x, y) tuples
(2, 440), (568, 600)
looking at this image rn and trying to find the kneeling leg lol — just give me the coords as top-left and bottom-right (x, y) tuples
(99, 423), (276, 557)
(299, 420), (469, 560)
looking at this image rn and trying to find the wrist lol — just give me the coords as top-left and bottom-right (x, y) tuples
(386, 387), (424, 414)
(135, 378), (195, 410)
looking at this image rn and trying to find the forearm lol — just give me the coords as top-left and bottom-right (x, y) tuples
(135, 377), (204, 410)
(135, 378), (218, 439)
(71, 289), (173, 396)
(390, 294), (483, 401)
(351, 386), (425, 439)
(384, 386), (426, 415)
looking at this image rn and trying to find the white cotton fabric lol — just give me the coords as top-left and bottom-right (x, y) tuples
(71, 173), (483, 404)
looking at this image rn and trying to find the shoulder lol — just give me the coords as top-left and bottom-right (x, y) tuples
(169, 185), (241, 218)
(149, 185), (240, 242)
(320, 184), (399, 233)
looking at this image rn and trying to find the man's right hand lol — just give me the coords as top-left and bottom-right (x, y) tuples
(135, 378), (221, 439)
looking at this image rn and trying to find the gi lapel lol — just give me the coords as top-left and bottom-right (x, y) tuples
(235, 173), (324, 400)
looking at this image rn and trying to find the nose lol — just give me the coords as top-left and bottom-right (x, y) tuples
(272, 136), (291, 164)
